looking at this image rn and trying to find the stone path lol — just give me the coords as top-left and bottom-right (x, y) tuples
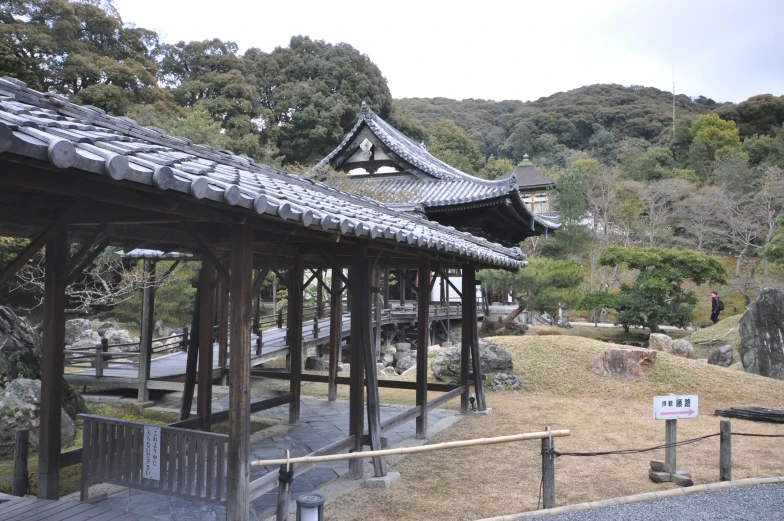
(94, 396), (458, 520)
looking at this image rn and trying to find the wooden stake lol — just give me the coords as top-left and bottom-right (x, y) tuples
(12, 429), (29, 497)
(541, 434), (556, 509)
(665, 419), (677, 474)
(227, 224), (253, 521)
(720, 420), (732, 481)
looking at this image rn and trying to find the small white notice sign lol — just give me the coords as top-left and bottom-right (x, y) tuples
(653, 395), (699, 420)
(143, 425), (162, 480)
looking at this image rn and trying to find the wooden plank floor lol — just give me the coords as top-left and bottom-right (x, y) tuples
(0, 497), (141, 521)
(65, 305), (462, 384)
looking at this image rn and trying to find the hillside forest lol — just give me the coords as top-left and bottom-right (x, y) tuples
(2, 0), (784, 329)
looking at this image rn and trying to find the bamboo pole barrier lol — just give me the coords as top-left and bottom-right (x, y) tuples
(251, 429), (570, 467)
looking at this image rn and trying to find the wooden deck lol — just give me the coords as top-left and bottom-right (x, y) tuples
(0, 497), (141, 521)
(64, 305), (464, 389)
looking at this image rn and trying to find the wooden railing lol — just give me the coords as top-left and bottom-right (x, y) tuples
(79, 414), (229, 505)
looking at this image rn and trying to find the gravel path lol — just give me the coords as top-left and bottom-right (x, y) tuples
(544, 484), (784, 521)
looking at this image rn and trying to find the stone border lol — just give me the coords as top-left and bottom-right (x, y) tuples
(475, 476), (784, 520)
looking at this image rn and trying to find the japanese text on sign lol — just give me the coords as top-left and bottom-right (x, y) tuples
(143, 425), (162, 480)
(653, 395), (699, 420)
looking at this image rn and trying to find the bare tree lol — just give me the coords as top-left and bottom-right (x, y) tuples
(583, 164), (621, 240)
(675, 186), (721, 252)
(640, 178), (690, 247)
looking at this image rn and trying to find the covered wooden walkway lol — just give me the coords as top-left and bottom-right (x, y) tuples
(0, 497), (141, 521)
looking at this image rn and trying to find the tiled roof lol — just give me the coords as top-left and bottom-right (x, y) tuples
(316, 104), (559, 232)
(513, 156), (556, 191)
(0, 77), (526, 269)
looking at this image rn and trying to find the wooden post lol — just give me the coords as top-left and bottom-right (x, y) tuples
(217, 276), (229, 385)
(416, 257), (430, 439)
(137, 259), (156, 402)
(12, 429), (29, 496)
(179, 285), (201, 422)
(94, 344), (103, 378)
(359, 247), (387, 477)
(289, 257), (304, 424)
(349, 253), (365, 479)
(399, 270), (406, 307)
(276, 464), (293, 521)
(317, 269), (325, 319)
(227, 224), (253, 521)
(253, 269), (261, 334)
(373, 268), (382, 360)
(181, 326), (189, 352)
(197, 258), (216, 431)
(38, 230), (67, 500)
(278, 308), (284, 329)
(383, 268), (390, 310)
(328, 264), (343, 402)
(541, 435), (555, 509)
(664, 419), (677, 474)
(469, 267), (487, 412)
(460, 266), (472, 414)
(720, 420), (732, 481)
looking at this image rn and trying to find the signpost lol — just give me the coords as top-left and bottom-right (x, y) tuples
(649, 394), (698, 486)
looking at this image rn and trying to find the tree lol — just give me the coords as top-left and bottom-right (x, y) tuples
(599, 247), (727, 332)
(481, 155), (514, 180)
(675, 186), (722, 252)
(543, 166), (590, 259)
(689, 114), (743, 179)
(640, 178), (690, 246)
(763, 218), (784, 265)
(626, 146), (676, 182)
(427, 119), (485, 174)
(580, 291), (618, 325)
(243, 36), (392, 164)
(480, 258), (584, 330)
(733, 94), (784, 139)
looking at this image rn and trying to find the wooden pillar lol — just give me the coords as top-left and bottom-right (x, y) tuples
(416, 257), (430, 439)
(252, 269), (261, 334)
(328, 264), (343, 402)
(217, 275), (230, 385)
(349, 253), (365, 479)
(461, 266), (472, 414)
(137, 259), (156, 402)
(197, 259), (216, 431)
(358, 247), (387, 476)
(288, 256), (304, 424)
(468, 266), (486, 411)
(316, 269), (325, 319)
(38, 231), (67, 500)
(373, 268), (382, 360)
(179, 285), (200, 422)
(399, 270), (405, 307)
(227, 224), (253, 521)
(720, 420), (732, 481)
(383, 268), (390, 309)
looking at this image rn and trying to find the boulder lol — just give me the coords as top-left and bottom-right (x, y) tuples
(378, 367), (397, 377)
(71, 329), (101, 349)
(485, 373), (523, 391)
(96, 322), (116, 337)
(104, 328), (135, 351)
(505, 322), (528, 335)
(427, 345), (442, 355)
(305, 356), (326, 371)
(381, 354), (395, 367)
(393, 351), (411, 364)
(648, 333), (673, 351)
(708, 345), (734, 368)
(337, 363), (349, 373)
(64, 319), (91, 345)
(395, 342), (411, 353)
(431, 339), (513, 384)
(589, 348), (657, 379)
(740, 288), (784, 379)
(0, 379), (75, 448)
(670, 339), (695, 359)
(381, 345), (396, 355)
(395, 356), (416, 374)
(376, 362), (385, 372)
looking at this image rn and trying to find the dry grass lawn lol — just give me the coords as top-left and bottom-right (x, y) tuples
(324, 334), (784, 521)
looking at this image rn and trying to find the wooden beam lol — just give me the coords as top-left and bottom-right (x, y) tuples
(416, 256), (430, 439)
(0, 205), (77, 287)
(288, 256), (304, 424)
(440, 267), (462, 298)
(328, 263), (342, 402)
(360, 245), (387, 476)
(64, 224), (107, 275)
(251, 371), (460, 392)
(349, 248), (365, 479)
(179, 284), (200, 420)
(251, 233), (292, 296)
(210, 393), (293, 425)
(197, 258), (216, 431)
(312, 269), (332, 297)
(37, 229), (67, 499)
(66, 236), (112, 285)
(392, 263), (419, 294)
(137, 259), (156, 402)
(227, 224), (253, 521)
(185, 223), (230, 281)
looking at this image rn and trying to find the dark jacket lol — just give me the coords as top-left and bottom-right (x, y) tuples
(711, 296), (720, 313)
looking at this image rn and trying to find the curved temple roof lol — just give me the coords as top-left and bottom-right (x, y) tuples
(0, 77), (526, 269)
(316, 103), (560, 243)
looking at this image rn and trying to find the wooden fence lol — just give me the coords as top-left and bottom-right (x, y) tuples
(78, 414), (229, 505)
(64, 330), (189, 374)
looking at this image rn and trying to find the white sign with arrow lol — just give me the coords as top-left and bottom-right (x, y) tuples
(653, 395), (699, 420)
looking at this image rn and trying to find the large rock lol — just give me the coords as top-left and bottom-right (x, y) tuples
(670, 339), (695, 359)
(0, 379), (75, 448)
(431, 339), (513, 384)
(485, 373), (523, 391)
(104, 328), (135, 351)
(381, 345), (396, 356)
(395, 342), (411, 353)
(0, 306), (86, 419)
(740, 288), (784, 379)
(381, 353), (395, 367)
(64, 319), (92, 345)
(71, 329), (101, 349)
(648, 333), (673, 351)
(378, 367), (397, 377)
(708, 345), (734, 367)
(96, 322), (116, 337)
(305, 356), (326, 371)
(395, 356), (416, 374)
(589, 348), (657, 379)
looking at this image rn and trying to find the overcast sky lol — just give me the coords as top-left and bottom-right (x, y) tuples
(113, 0), (783, 104)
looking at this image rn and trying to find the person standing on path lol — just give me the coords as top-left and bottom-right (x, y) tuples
(710, 291), (724, 324)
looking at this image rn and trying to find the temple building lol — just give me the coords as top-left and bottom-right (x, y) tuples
(316, 103), (560, 248)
